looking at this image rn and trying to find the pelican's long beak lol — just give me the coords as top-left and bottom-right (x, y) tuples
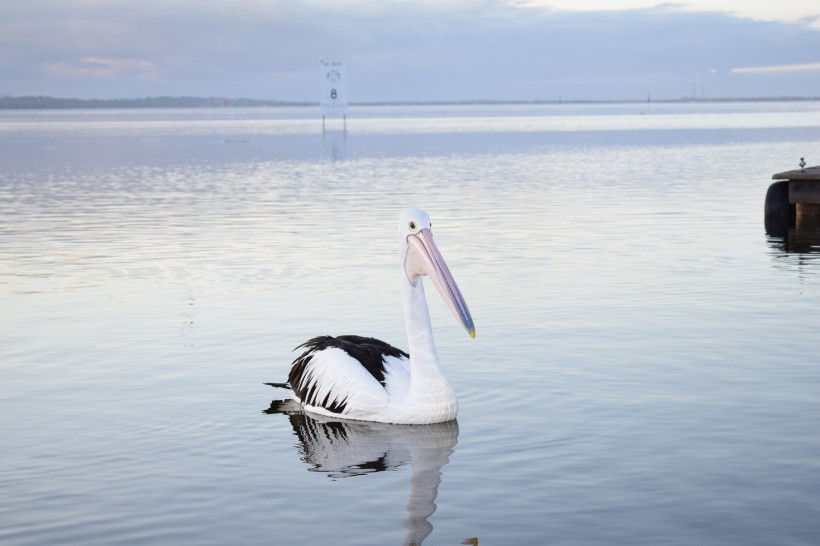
(406, 228), (476, 338)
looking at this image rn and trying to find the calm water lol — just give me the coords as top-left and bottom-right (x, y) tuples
(1, 102), (819, 545)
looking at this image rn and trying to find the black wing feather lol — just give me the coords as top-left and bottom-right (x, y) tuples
(285, 335), (409, 414)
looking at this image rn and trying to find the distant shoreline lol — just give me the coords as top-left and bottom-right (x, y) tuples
(2, 94), (819, 110)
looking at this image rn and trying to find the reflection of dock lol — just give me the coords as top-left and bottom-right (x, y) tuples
(767, 224), (820, 254)
(765, 165), (820, 230)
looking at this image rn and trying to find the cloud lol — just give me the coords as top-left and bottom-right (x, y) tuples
(511, 0), (820, 27)
(1, 0), (820, 100)
(731, 61), (820, 74)
(44, 56), (159, 79)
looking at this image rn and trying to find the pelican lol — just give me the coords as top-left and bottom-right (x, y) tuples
(266, 208), (475, 425)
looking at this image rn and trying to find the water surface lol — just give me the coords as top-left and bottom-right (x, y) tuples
(1, 102), (819, 545)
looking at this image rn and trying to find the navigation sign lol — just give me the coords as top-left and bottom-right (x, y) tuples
(319, 60), (348, 116)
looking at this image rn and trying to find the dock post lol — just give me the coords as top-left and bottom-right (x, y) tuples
(767, 165), (820, 233)
(764, 180), (794, 231)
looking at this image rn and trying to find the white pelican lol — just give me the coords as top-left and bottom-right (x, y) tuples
(266, 208), (475, 424)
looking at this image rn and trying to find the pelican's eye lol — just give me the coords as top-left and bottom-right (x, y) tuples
(408, 221), (417, 231)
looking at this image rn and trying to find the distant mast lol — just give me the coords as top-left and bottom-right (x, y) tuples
(319, 59), (348, 132)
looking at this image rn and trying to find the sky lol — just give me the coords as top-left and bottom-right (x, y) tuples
(1, 0), (820, 102)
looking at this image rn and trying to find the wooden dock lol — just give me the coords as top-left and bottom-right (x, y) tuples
(766, 166), (820, 228)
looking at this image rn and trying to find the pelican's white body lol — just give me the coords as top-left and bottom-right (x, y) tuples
(294, 278), (458, 424)
(286, 208), (470, 425)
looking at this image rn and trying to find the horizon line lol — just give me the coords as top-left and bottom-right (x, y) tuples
(2, 94), (820, 109)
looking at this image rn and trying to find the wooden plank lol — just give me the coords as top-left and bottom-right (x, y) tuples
(773, 165), (820, 180)
(789, 180), (820, 204)
(796, 204), (820, 229)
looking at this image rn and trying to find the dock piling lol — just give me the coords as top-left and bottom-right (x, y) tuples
(766, 165), (820, 231)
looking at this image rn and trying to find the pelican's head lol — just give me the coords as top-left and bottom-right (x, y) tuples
(399, 208), (476, 339)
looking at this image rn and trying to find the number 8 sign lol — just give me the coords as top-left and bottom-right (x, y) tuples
(320, 61), (348, 115)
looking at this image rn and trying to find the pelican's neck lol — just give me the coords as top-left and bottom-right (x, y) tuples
(401, 274), (450, 396)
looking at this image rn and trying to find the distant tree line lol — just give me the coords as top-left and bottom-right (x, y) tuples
(0, 95), (315, 109)
(1, 94), (819, 110)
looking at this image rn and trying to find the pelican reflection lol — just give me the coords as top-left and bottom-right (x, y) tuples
(265, 399), (458, 545)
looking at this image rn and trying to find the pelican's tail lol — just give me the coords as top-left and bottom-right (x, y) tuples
(264, 382), (291, 389)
